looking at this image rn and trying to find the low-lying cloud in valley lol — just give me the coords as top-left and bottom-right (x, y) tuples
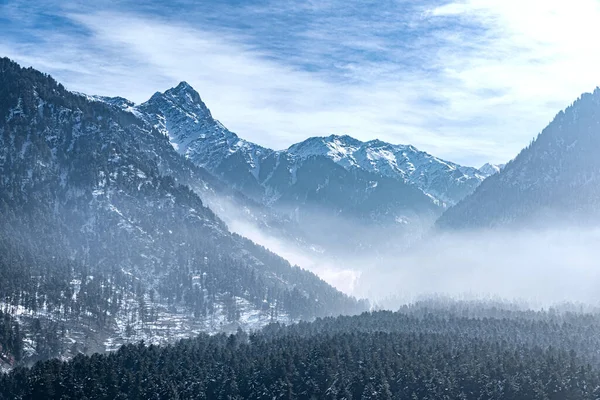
(218, 202), (600, 308)
(361, 228), (600, 308)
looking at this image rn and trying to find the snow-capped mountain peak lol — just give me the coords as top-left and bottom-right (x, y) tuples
(135, 82), (270, 176)
(289, 135), (484, 205)
(163, 81), (212, 118)
(288, 135), (362, 167)
(138, 82), (231, 151)
(478, 163), (505, 177)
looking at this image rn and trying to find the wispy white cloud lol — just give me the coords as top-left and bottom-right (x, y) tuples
(2, 0), (600, 166)
(423, 0), (600, 155)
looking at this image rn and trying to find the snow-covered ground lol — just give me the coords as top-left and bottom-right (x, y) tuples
(104, 295), (289, 352)
(1, 284), (293, 371)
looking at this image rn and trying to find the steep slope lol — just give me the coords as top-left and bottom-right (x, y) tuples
(437, 88), (600, 230)
(136, 82), (271, 199)
(0, 58), (366, 365)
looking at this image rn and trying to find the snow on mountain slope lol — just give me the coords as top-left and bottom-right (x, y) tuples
(90, 82), (486, 253)
(126, 83), (484, 208)
(0, 58), (367, 365)
(136, 82), (270, 178)
(286, 135), (364, 168)
(478, 163), (505, 177)
(288, 135), (486, 206)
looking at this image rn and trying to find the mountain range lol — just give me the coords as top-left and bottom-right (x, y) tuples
(130, 81), (497, 208)
(95, 81), (501, 253)
(4, 55), (599, 369)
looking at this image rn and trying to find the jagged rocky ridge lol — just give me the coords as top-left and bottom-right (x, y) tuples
(133, 82), (489, 210)
(287, 135), (488, 205)
(0, 58), (367, 367)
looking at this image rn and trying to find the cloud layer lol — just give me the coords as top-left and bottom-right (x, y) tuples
(2, 0), (600, 166)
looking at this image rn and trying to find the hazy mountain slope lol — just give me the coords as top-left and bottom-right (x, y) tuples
(437, 88), (600, 230)
(142, 84), (485, 209)
(126, 84), (450, 253)
(0, 58), (366, 365)
(259, 153), (441, 252)
(135, 85), (445, 213)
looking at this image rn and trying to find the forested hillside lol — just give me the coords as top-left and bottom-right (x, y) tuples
(0, 58), (367, 365)
(3, 302), (600, 399)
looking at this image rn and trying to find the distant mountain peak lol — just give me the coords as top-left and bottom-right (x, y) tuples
(365, 138), (388, 147)
(289, 134), (362, 150)
(287, 134), (483, 205)
(175, 80), (193, 90)
(167, 81), (201, 98)
(325, 133), (360, 143)
(135, 83), (269, 172)
(478, 163), (505, 177)
(287, 135), (362, 169)
(160, 81), (211, 115)
(136, 82), (224, 155)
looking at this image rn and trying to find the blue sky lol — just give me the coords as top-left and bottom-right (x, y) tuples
(2, 0), (600, 166)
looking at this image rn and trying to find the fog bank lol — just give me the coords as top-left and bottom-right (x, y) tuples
(206, 190), (600, 308)
(355, 227), (600, 308)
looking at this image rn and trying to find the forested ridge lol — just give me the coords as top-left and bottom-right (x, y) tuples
(0, 57), (367, 365)
(3, 303), (600, 399)
(437, 87), (600, 230)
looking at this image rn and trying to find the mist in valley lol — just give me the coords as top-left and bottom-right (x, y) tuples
(213, 197), (600, 310)
(201, 192), (364, 293)
(358, 227), (600, 309)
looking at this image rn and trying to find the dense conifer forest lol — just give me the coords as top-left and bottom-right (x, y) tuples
(3, 302), (600, 399)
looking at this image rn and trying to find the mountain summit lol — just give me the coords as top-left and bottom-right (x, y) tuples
(478, 163), (505, 177)
(136, 83), (269, 195)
